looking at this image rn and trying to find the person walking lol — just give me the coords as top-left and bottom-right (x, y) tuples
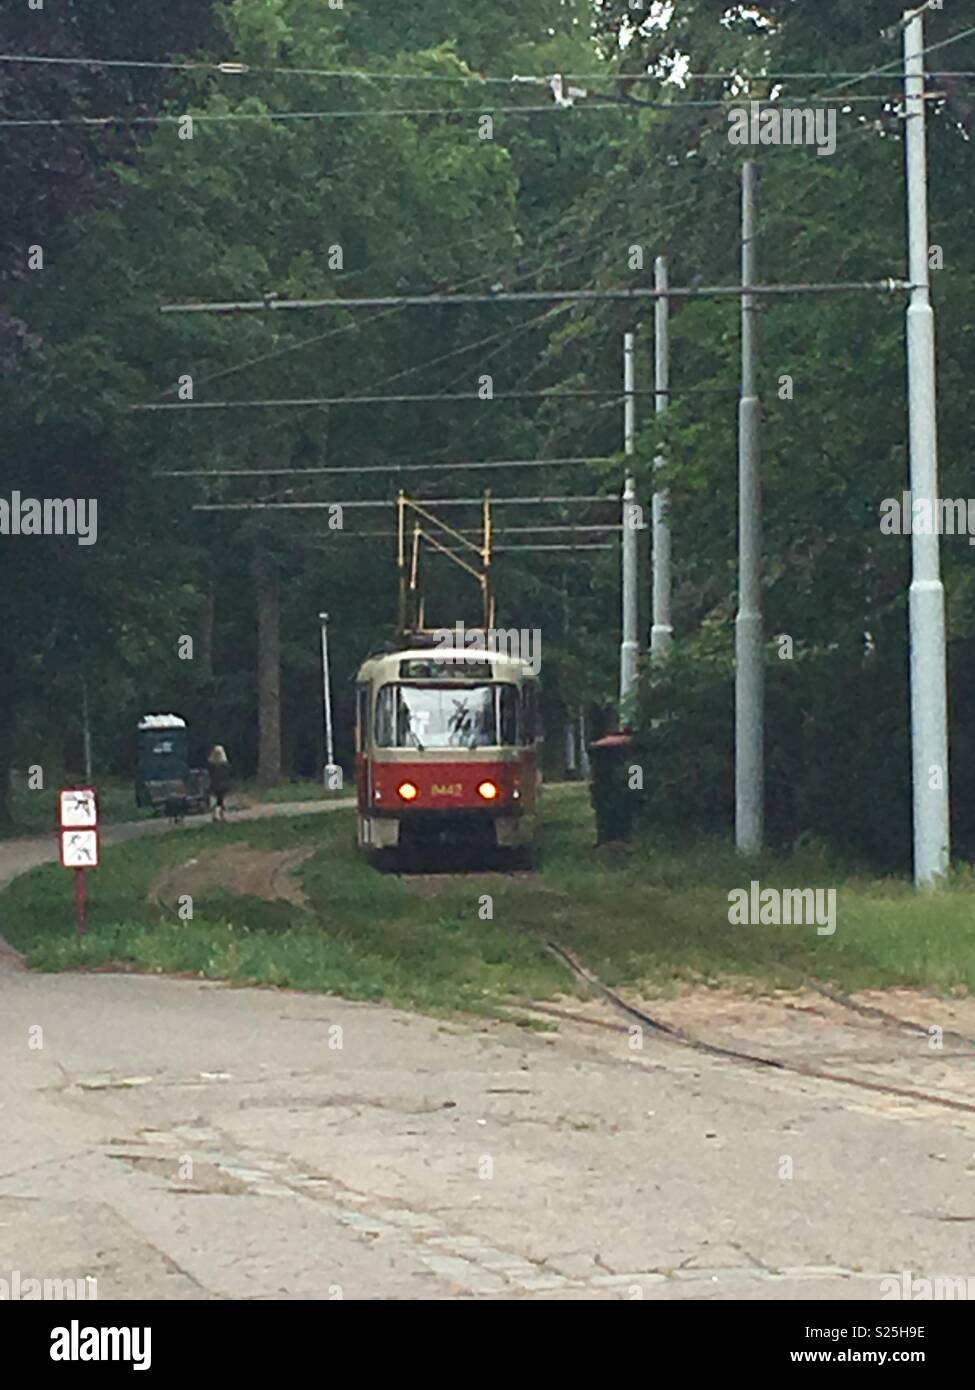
(207, 744), (231, 822)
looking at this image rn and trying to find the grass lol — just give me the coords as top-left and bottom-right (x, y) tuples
(535, 798), (975, 998)
(237, 779), (330, 804)
(0, 808), (568, 1015)
(2, 786), (974, 1013)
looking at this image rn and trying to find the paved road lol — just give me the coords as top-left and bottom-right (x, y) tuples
(1, 807), (973, 1300)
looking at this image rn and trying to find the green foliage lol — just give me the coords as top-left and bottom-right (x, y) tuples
(2, 0), (974, 878)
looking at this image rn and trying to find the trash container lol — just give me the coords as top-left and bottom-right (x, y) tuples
(589, 731), (636, 844)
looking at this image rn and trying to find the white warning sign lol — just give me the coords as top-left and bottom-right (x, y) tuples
(60, 830), (99, 868)
(60, 788), (98, 828)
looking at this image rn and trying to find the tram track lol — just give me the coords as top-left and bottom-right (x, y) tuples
(393, 856), (975, 1113)
(539, 938), (975, 1118)
(804, 978), (975, 1050)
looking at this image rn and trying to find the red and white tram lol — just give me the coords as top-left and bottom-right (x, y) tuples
(355, 642), (541, 866)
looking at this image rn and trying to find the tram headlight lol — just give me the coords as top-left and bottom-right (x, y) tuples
(477, 780), (499, 801)
(397, 781), (419, 802)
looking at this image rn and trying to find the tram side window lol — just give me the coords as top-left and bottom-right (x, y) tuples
(355, 684), (370, 752)
(375, 685), (396, 748)
(521, 683), (537, 745)
(499, 685), (518, 746)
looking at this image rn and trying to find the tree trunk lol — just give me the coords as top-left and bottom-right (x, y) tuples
(199, 581), (215, 683)
(253, 540), (281, 787)
(198, 579), (216, 754)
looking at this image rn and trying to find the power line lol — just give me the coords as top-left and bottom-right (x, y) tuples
(135, 389), (657, 412)
(816, 21), (975, 98)
(151, 206), (645, 401)
(159, 280), (911, 317)
(192, 495), (617, 511)
(299, 535), (614, 553)
(923, 25), (975, 58)
(0, 99), (715, 130)
(328, 303), (563, 400)
(0, 90), (926, 130)
(299, 525), (622, 536)
(0, 103), (622, 128)
(149, 227), (558, 400)
(156, 457), (613, 477)
(9, 51), (970, 83)
(890, 0), (945, 29)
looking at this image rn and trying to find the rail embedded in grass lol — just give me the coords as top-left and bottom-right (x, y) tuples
(1, 790), (973, 1007)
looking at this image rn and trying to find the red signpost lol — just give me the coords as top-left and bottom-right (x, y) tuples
(58, 788), (99, 936)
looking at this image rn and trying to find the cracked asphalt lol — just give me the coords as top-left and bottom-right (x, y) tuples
(1, 808), (973, 1300)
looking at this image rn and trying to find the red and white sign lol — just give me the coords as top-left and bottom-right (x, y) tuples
(59, 787), (99, 869)
(60, 829), (99, 868)
(59, 788), (98, 827)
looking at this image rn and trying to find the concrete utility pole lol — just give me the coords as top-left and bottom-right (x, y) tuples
(735, 161), (764, 856)
(651, 255), (673, 657)
(904, 8), (950, 886)
(578, 708), (592, 779)
(619, 332), (639, 714)
(317, 611), (339, 789)
(564, 719), (578, 777)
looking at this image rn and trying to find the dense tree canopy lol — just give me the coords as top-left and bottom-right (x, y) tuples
(1, 0), (973, 870)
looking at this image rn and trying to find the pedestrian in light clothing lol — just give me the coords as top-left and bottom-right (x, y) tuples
(207, 744), (231, 822)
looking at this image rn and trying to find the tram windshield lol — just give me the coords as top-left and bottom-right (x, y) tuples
(375, 684), (518, 750)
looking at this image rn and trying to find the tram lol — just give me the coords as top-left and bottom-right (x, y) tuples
(353, 491), (542, 866)
(354, 640), (541, 865)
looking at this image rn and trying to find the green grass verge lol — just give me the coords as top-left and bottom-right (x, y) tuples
(242, 779), (329, 803)
(0, 808), (567, 1015)
(2, 787), (974, 1011)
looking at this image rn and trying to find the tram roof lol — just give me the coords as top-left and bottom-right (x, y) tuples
(358, 645), (535, 679)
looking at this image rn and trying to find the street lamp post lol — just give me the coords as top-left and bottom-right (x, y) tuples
(318, 611), (341, 791)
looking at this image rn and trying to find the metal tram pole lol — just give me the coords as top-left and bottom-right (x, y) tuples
(620, 332), (639, 715)
(904, 7), (950, 886)
(651, 255), (673, 657)
(735, 160), (764, 857)
(318, 611), (340, 790)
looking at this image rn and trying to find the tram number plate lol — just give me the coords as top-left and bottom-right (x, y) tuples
(431, 783), (462, 797)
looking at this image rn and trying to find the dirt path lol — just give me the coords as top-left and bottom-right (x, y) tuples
(150, 845), (316, 911)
